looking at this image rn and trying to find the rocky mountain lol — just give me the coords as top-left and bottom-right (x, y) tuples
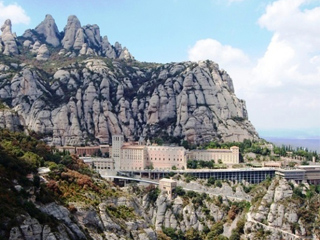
(1, 129), (319, 240)
(243, 178), (320, 240)
(0, 14), (258, 146)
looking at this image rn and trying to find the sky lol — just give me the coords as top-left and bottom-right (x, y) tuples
(0, 0), (319, 139)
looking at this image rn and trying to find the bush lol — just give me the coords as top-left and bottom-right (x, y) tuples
(174, 186), (186, 196)
(106, 204), (136, 220)
(148, 187), (160, 204)
(162, 227), (181, 240)
(206, 221), (224, 239)
(207, 177), (215, 186)
(215, 180), (222, 188)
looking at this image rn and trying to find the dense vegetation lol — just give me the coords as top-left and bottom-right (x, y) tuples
(0, 128), (121, 239)
(1, 127), (319, 239)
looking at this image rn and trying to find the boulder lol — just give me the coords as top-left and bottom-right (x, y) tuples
(36, 44), (50, 61)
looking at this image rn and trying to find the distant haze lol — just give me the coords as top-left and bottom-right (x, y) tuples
(263, 137), (320, 153)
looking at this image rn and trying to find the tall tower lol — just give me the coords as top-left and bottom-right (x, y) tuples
(112, 135), (124, 170)
(230, 146), (240, 164)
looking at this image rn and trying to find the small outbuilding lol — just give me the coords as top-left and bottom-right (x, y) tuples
(159, 178), (177, 200)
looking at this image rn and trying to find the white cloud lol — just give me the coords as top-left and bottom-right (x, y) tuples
(188, 0), (320, 136)
(188, 38), (253, 103)
(188, 38), (250, 68)
(0, 1), (30, 25)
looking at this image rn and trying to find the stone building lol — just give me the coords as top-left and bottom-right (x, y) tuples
(187, 146), (240, 164)
(76, 146), (101, 156)
(111, 135), (124, 170)
(56, 145), (109, 157)
(147, 146), (186, 170)
(110, 135), (187, 171)
(80, 135), (240, 171)
(91, 158), (114, 171)
(56, 146), (76, 154)
(159, 178), (177, 200)
(121, 144), (147, 170)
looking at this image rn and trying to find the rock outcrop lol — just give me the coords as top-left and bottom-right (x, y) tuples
(0, 58), (258, 145)
(61, 15), (81, 50)
(0, 109), (23, 132)
(0, 14), (258, 145)
(36, 44), (50, 60)
(34, 14), (61, 47)
(19, 14), (133, 60)
(0, 19), (19, 55)
(244, 178), (318, 240)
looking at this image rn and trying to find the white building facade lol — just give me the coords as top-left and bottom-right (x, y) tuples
(187, 146), (239, 164)
(108, 135), (240, 170)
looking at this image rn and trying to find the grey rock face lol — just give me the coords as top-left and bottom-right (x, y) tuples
(41, 203), (87, 239)
(73, 28), (85, 50)
(35, 14), (61, 47)
(102, 36), (117, 58)
(244, 178), (311, 240)
(8, 214), (78, 240)
(0, 19), (19, 55)
(61, 15), (81, 50)
(13, 14), (134, 60)
(83, 24), (101, 48)
(36, 44), (50, 60)
(0, 59), (258, 145)
(0, 109), (23, 131)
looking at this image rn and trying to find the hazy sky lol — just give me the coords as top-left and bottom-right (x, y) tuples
(0, 0), (319, 138)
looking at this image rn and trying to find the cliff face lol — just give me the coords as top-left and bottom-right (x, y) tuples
(243, 178), (320, 240)
(0, 15), (258, 145)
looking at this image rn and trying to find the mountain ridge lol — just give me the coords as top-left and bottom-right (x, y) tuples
(0, 14), (259, 145)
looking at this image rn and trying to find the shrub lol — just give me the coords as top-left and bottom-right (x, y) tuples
(174, 186), (186, 196)
(106, 204), (136, 220)
(215, 180), (222, 188)
(148, 187), (160, 204)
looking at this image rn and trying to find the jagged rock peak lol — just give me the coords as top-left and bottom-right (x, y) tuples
(35, 14), (60, 47)
(0, 19), (19, 55)
(61, 15), (81, 50)
(1, 19), (12, 33)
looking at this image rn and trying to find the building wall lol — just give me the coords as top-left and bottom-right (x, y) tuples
(112, 135), (124, 170)
(159, 178), (177, 200)
(121, 146), (147, 170)
(56, 146), (76, 154)
(100, 145), (110, 154)
(76, 146), (100, 156)
(147, 146), (186, 170)
(92, 158), (114, 170)
(187, 146), (239, 164)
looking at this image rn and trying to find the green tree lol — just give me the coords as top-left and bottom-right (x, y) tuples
(162, 227), (180, 240)
(185, 228), (200, 240)
(21, 151), (42, 170)
(206, 221), (224, 239)
(174, 186), (186, 196)
(207, 177), (215, 186)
